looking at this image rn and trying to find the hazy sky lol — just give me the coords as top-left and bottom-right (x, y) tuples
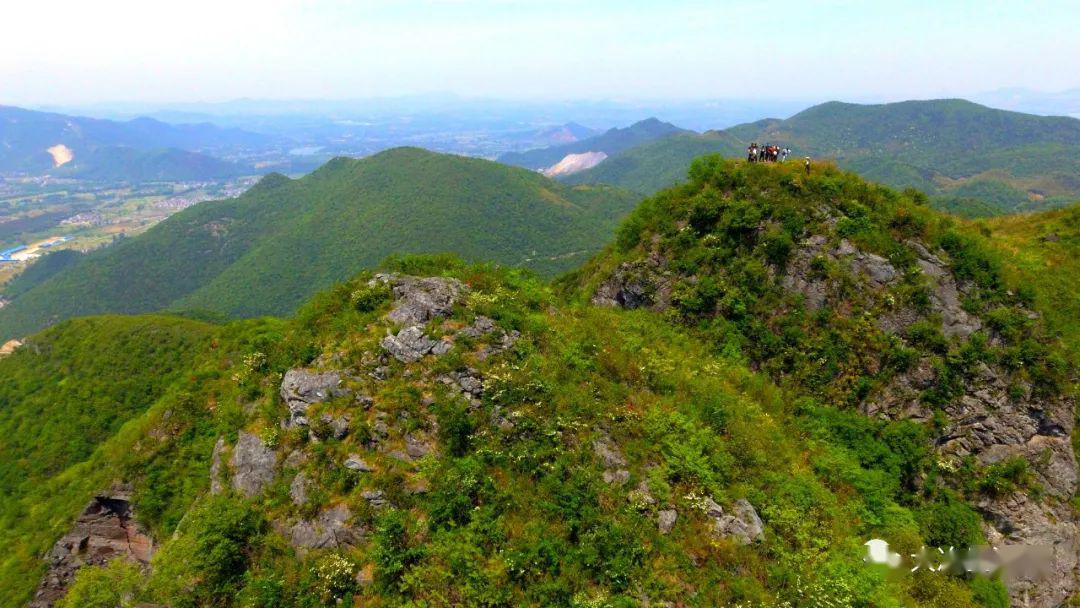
(2, 0), (1077, 105)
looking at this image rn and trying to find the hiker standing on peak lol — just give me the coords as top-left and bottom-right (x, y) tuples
(804, 157), (811, 175)
(748, 143), (757, 163)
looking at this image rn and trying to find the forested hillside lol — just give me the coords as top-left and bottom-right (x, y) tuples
(2, 160), (1074, 607)
(0, 148), (638, 339)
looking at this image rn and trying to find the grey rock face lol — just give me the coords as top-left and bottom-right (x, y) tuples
(375, 274), (464, 326)
(231, 431), (277, 497)
(866, 356), (1078, 607)
(658, 509), (678, 534)
(705, 497), (764, 545)
(381, 326), (451, 363)
(31, 485), (153, 608)
(283, 504), (359, 550)
(280, 369), (346, 428)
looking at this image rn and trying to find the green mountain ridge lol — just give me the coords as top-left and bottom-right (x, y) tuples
(0, 161), (1075, 607)
(0, 147), (639, 339)
(559, 99), (1080, 217)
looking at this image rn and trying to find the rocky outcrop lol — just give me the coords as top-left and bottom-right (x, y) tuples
(280, 369), (348, 428)
(703, 497), (764, 545)
(31, 485), (153, 608)
(658, 509), (678, 534)
(231, 431), (277, 497)
(381, 326), (451, 363)
(374, 274), (464, 326)
(592, 261), (671, 311)
(593, 435), (629, 485)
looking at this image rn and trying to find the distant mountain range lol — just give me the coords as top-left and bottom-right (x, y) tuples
(0, 105), (270, 180)
(497, 118), (689, 171)
(542, 99), (1080, 217)
(0, 148), (638, 338)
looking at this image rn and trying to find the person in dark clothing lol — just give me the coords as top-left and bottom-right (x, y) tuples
(748, 143), (757, 162)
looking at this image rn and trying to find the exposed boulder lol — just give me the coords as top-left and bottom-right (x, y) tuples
(704, 497), (764, 545)
(658, 509), (678, 535)
(280, 369), (348, 428)
(231, 431), (277, 497)
(362, 490), (388, 508)
(31, 485), (153, 608)
(405, 433), (434, 459)
(374, 274), (464, 326)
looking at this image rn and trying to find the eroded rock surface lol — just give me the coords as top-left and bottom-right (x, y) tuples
(381, 326), (450, 363)
(281, 504), (360, 550)
(31, 485), (153, 608)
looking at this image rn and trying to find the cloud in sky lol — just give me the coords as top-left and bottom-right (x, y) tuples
(2, 0), (1077, 104)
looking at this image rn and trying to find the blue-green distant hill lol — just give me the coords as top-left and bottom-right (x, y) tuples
(0, 147), (638, 338)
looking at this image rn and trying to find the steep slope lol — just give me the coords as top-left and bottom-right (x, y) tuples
(0, 148), (639, 338)
(5, 258), (1011, 607)
(564, 130), (745, 194)
(726, 99), (1080, 214)
(568, 157), (1078, 606)
(975, 204), (1080, 360)
(498, 118), (689, 170)
(0, 105), (272, 176)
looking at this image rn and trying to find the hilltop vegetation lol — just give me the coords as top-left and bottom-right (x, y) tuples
(567, 157), (1077, 605)
(548, 100), (1080, 217)
(0, 148), (638, 339)
(727, 99), (1080, 215)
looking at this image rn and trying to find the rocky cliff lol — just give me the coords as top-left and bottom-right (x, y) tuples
(581, 158), (1078, 606)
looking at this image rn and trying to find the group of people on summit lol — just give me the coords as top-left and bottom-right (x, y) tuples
(747, 143), (790, 163)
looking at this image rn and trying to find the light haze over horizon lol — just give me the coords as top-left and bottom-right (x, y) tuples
(3, 0), (1078, 108)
